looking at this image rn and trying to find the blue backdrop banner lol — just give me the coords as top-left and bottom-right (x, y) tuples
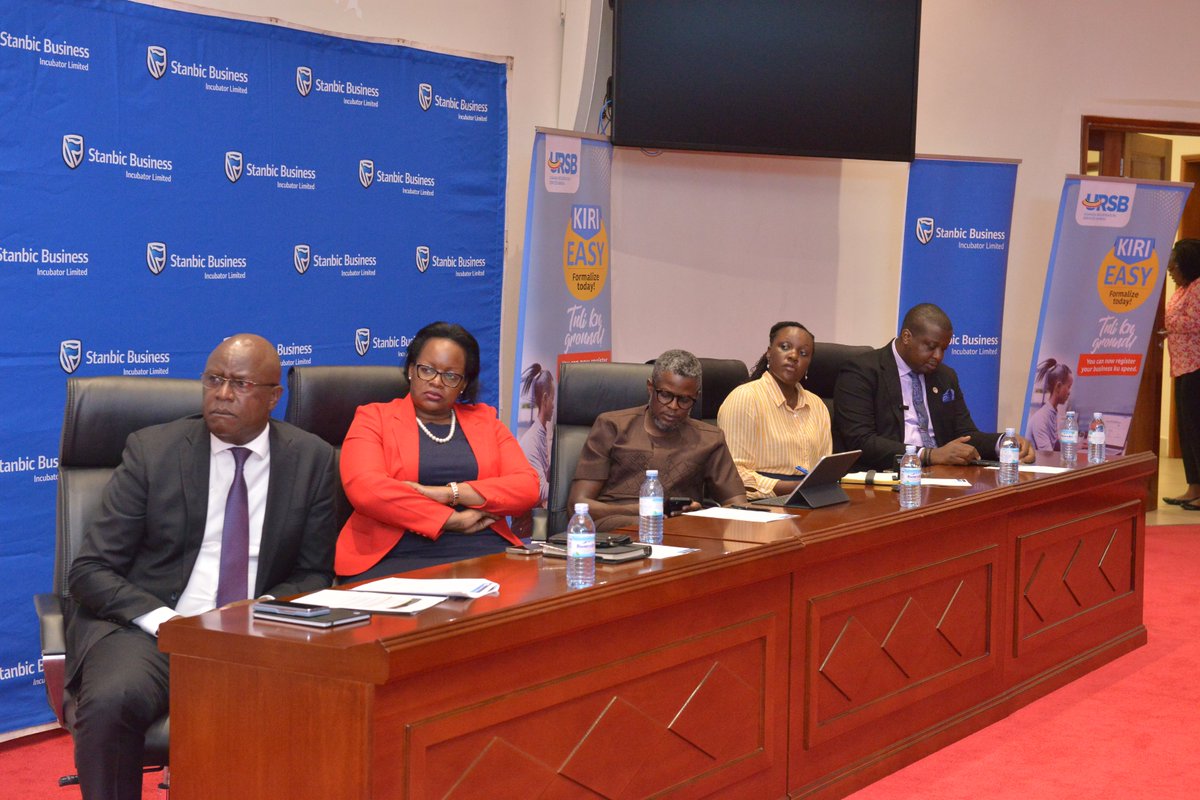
(0, 0), (507, 733)
(509, 130), (612, 518)
(1022, 176), (1190, 454)
(897, 157), (1019, 431)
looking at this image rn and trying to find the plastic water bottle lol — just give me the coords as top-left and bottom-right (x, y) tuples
(638, 469), (664, 545)
(899, 445), (922, 509)
(998, 427), (1020, 485)
(1088, 412), (1106, 464)
(566, 503), (595, 589)
(1060, 411), (1078, 465)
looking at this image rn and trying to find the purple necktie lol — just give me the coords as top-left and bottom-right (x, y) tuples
(215, 447), (251, 607)
(908, 372), (936, 448)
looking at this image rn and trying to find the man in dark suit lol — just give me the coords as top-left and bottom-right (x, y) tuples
(66, 334), (337, 800)
(834, 303), (1034, 470)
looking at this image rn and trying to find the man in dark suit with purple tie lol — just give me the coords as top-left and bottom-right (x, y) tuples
(66, 334), (337, 800)
(833, 303), (1034, 471)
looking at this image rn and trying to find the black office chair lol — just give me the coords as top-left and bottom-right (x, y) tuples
(802, 341), (874, 413)
(546, 362), (654, 535)
(284, 365), (409, 529)
(696, 357), (749, 424)
(35, 376), (200, 787)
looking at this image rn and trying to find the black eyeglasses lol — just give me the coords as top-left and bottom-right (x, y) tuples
(413, 363), (465, 388)
(653, 387), (697, 409)
(200, 373), (279, 394)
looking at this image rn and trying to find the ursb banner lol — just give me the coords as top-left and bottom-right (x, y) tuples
(897, 157), (1020, 431)
(1022, 176), (1191, 454)
(0, 0), (507, 733)
(509, 129), (612, 519)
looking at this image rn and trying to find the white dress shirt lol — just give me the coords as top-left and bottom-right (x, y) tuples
(133, 424), (272, 635)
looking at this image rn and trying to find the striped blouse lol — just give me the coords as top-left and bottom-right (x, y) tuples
(716, 372), (833, 499)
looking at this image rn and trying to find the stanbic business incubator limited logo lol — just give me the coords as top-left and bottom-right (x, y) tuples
(62, 134), (84, 169)
(146, 46), (167, 79)
(59, 340), (82, 374)
(359, 159), (374, 188)
(416, 81), (488, 122)
(355, 327), (371, 357)
(915, 217), (935, 245)
(418, 82), (433, 111)
(225, 151), (243, 183)
(415, 246), (430, 273)
(146, 242), (167, 275)
(295, 66), (313, 97)
(294, 244), (311, 274)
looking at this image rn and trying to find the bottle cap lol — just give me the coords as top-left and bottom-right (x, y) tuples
(1093, 412), (1102, 419)
(1005, 427), (1015, 435)
(1066, 410), (1076, 417)
(574, 502), (589, 514)
(646, 469), (658, 477)
(905, 444), (917, 454)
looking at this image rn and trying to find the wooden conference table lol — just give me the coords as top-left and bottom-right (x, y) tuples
(159, 453), (1154, 799)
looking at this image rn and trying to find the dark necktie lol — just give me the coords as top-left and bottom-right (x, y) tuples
(908, 372), (936, 448)
(216, 446), (251, 607)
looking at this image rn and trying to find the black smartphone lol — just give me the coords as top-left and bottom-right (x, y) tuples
(250, 600), (331, 618)
(666, 496), (693, 516)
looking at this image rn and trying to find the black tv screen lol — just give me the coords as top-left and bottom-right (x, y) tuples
(611, 0), (921, 161)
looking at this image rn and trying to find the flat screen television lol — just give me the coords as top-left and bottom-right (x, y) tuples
(611, 0), (921, 161)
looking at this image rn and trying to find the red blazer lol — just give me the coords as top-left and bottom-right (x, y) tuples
(335, 395), (539, 576)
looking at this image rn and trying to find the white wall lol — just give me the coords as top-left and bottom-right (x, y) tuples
(611, 0), (1200, 428)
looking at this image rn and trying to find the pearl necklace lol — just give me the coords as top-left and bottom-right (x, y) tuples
(416, 409), (456, 444)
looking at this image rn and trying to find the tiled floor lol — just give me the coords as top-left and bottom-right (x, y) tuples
(1148, 454), (1200, 527)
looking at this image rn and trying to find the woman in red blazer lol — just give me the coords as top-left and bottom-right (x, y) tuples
(336, 322), (540, 580)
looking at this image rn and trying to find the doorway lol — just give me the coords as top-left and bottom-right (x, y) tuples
(1081, 116), (1200, 506)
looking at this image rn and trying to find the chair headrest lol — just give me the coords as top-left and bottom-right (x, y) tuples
(556, 362), (654, 427)
(285, 365), (409, 447)
(61, 377), (203, 468)
(802, 342), (874, 399)
(696, 357), (749, 419)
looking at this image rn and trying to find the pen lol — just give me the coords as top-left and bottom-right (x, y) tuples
(795, 466), (809, 477)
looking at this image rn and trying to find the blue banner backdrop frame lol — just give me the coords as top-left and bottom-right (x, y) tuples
(509, 129), (613, 515)
(897, 156), (1020, 431)
(1021, 175), (1191, 454)
(0, 0), (508, 734)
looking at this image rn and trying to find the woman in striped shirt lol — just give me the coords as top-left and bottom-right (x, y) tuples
(717, 321), (833, 499)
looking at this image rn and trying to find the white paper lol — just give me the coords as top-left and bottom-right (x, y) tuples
(920, 477), (973, 487)
(683, 507), (793, 522)
(299, 589), (444, 614)
(355, 577), (500, 599)
(645, 544), (700, 559)
(982, 464), (1070, 475)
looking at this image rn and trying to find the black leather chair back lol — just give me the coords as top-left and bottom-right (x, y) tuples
(696, 357), (749, 424)
(284, 366), (409, 528)
(57, 376), (203, 597)
(548, 362), (653, 535)
(802, 342), (874, 411)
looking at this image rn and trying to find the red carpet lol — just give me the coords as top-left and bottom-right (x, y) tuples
(849, 524), (1200, 799)
(2, 526), (1196, 799)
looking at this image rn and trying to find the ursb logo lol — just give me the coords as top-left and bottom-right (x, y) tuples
(355, 327), (371, 357)
(146, 46), (167, 80)
(224, 151), (243, 183)
(1082, 193), (1130, 213)
(146, 242), (167, 275)
(358, 159), (374, 188)
(547, 150), (578, 176)
(915, 217), (935, 245)
(415, 246), (430, 273)
(62, 134), (84, 169)
(59, 340), (82, 374)
(296, 66), (312, 97)
(418, 83), (433, 111)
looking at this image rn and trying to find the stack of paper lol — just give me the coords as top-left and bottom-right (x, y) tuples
(355, 577), (500, 599)
(298, 589), (443, 614)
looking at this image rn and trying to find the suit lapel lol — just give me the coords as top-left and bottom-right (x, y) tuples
(258, 421), (293, 594)
(878, 346), (905, 436)
(180, 420), (211, 578)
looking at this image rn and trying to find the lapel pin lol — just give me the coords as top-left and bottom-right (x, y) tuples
(932, 386), (939, 394)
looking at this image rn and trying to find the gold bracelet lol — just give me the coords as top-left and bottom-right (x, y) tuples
(449, 481), (459, 506)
